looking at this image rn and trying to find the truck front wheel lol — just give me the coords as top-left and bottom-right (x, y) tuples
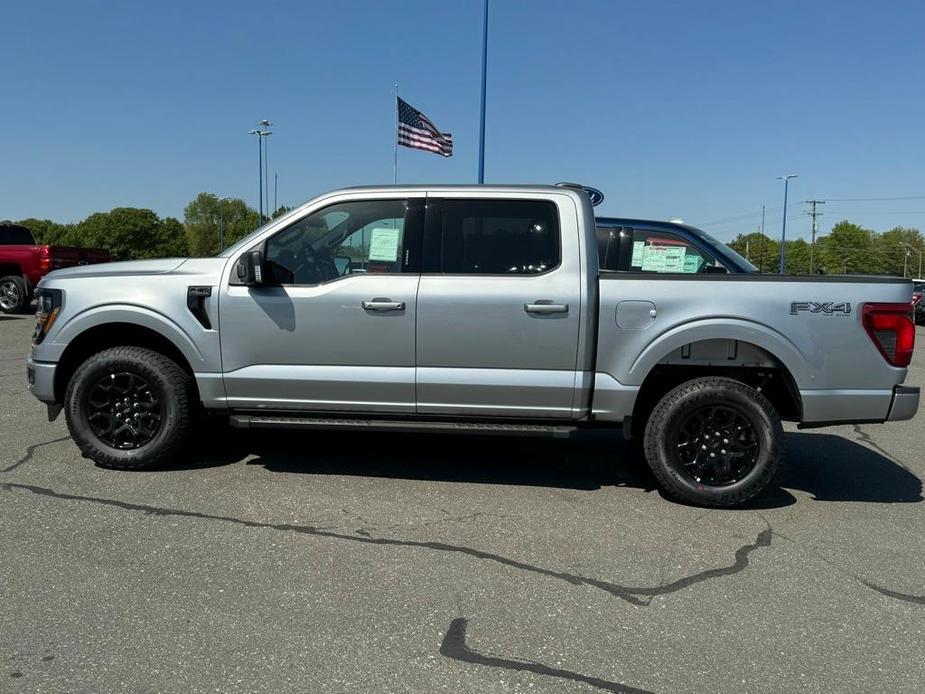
(643, 377), (782, 507)
(65, 346), (192, 470)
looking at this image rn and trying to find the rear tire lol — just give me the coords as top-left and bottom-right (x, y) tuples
(65, 346), (192, 470)
(0, 276), (28, 314)
(642, 377), (782, 507)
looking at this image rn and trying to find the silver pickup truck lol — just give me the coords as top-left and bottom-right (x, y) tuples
(25, 184), (919, 507)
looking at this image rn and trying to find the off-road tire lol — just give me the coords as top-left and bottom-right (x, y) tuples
(643, 376), (782, 507)
(0, 275), (28, 314)
(65, 346), (192, 470)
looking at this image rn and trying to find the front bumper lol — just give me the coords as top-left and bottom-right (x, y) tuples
(886, 385), (919, 421)
(26, 354), (57, 405)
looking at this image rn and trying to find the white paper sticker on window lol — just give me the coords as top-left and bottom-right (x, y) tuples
(631, 241), (645, 267)
(368, 228), (401, 261)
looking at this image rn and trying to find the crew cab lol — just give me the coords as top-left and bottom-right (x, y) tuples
(0, 223), (110, 313)
(24, 185), (919, 507)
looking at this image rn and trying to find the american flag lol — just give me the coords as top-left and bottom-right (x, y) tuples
(397, 97), (453, 157)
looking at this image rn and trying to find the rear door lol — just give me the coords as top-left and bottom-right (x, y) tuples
(415, 194), (582, 418)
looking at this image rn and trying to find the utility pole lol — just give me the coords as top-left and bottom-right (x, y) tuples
(804, 199), (825, 274)
(760, 204), (765, 273)
(900, 242), (922, 278)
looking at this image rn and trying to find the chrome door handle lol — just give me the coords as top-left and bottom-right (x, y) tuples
(524, 301), (569, 314)
(362, 299), (405, 311)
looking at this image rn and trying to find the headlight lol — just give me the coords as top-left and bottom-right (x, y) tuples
(33, 288), (62, 345)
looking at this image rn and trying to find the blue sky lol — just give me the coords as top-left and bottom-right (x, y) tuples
(1, 0), (923, 241)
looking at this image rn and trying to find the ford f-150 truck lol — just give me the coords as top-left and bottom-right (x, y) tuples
(25, 185), (919, 507)
(0, 223), (110, 313)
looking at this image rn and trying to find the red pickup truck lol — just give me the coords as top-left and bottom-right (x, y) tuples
(0, 223), (110, 313)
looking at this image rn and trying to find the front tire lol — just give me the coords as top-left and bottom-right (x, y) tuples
(0, 276), (28, 314)
(65, 346), (192, 470)
(643, 377), (782, 507)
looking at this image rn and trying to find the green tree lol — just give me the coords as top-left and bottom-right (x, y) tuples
(875, 226), (924, 277)
(815, 220), (873, 275)
(75, 208), (169, 261)
(15, 218), (78, 245)
(155, 217), (189, 258)
(728, 232), (778, 272)
(184, 193), (259, 257)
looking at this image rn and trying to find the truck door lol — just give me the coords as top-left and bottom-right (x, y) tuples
(415, 195), (582, 418)
(219, 196), (423, 412)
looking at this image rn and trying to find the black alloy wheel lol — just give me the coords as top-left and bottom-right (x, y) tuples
(673, 404), (759, 486)
(85, 371), (163, 449)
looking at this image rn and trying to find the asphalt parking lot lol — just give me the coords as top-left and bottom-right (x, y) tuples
(1, 313), (923, 693)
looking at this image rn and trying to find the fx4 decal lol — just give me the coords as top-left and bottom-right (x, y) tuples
(790, 301), (852, 316)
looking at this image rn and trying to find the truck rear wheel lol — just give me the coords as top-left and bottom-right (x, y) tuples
(0, 276), (28, 314)
(643, 377), (782, 507)
(65, 346), (192, 470)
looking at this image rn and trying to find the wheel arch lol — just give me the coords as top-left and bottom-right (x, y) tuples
(54, 320), (200, 405)
(629, 329), (804, 432)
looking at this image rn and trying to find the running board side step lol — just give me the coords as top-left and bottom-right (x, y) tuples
(229, 415), (578, 438)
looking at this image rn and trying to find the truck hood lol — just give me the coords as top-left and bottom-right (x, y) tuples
(44, 258), (189, 280)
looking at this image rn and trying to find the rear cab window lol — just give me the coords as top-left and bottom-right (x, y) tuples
(430, 199), (561, 274)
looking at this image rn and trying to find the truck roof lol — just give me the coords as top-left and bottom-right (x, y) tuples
(336, 183), (587, 195)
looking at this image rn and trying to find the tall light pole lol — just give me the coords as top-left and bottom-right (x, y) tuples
(777, 174), (798, 274)
(477, 0), (489, 184)
(249, 129), (264, 223)
(249, 122), (272, 224)
(258, 119), (272, 217)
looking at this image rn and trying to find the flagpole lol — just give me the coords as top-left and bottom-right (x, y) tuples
(393, 83), (399, 184)
(477, 0), (488, 184)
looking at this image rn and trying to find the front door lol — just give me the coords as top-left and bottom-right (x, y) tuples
(415, 195), (582, 418)
(219, 196), (422, 412)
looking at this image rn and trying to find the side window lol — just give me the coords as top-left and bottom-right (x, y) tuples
(596, 226), (623, 271)
(625, 229), (715, 274)
(265, 199), (408, 285)
(440, 199), (560, 274)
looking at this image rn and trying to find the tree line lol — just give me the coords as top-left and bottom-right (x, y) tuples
(728, 222), (924, 276)
(9, 197), (923, 277)
(11, 193), (291, 261)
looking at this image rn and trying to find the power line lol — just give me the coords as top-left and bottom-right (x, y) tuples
(823, 195), (925, 202)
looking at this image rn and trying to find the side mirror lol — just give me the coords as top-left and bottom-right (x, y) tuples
(236, 249), (266, 285)
(704, 265), (728, 274)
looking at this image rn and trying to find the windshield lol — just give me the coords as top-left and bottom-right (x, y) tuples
(683, 225), (759, 273)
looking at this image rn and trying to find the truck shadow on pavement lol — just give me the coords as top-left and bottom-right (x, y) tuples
(181, 426), (922, 507)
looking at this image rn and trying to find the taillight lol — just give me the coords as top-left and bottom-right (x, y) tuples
(38, 245), (51, 272)
(861, 302), (915, 367)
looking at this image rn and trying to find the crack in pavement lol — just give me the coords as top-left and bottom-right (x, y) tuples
(439, 618), (652, 693)
(773, 530), (924, 607)
(851, 424), (915, 474)
(1, 481), (771, 606)
(1, 438), (71, 473)
(859, 580), (925, 606)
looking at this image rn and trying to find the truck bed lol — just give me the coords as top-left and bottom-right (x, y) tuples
(591, 272), (913, 423)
